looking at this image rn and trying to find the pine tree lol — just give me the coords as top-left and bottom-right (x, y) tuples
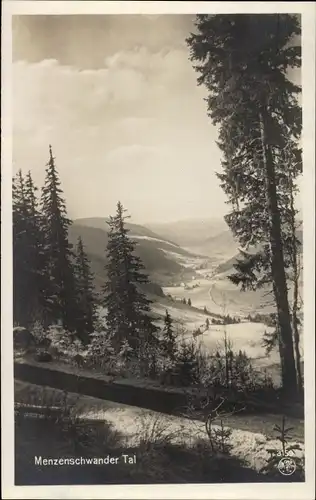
(206, 317), (210, 330)
(187, 14), (300, 395)
(103, 201), (158, 352)
(41, 145), (78, 332)
(162, 310), (177, 360)
(13, 170), (31, 326)
(187, 298), (192, 307)
(74, 236), (97, 343)
(280, 141), (303, 393)
(13, 170), (46, 326)
(228, 140), (303, 392)
(174, 339), (199, 386)
(24, 171), (52, 325)
(86, 330), (115, 370)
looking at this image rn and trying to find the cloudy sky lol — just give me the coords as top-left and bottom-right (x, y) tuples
(12, 15), (301, 224)
(12, 15), (228, 224)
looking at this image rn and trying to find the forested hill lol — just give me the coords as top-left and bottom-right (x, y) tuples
(69, 218), (202, 291)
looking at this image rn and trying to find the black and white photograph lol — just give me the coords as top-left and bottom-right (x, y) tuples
(1, 2), (315, 499)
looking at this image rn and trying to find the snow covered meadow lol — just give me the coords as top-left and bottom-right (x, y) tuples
(15, 381), (305, 474)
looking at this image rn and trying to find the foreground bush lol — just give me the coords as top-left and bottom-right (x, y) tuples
(18, 322), (295, 416)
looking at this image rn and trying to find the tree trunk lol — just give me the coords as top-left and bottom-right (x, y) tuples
(259, 109), (297, 396)
(292, 275), (303, 394)
(272, 282), (286, 379)
(224, 330), (229, 386)
(288, 178), (303, 394)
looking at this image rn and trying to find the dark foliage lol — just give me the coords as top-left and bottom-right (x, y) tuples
(103, 202), (159, 352)
(74, 236), (97, 342)
(187, 14), (301, 394)
(41, 146), (78, 332)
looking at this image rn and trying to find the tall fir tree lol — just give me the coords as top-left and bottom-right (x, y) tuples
(13, 170), (46, 326)
(74, 236), (97, 343)
(279, 141), (303, 392)
(187, 14), (300, 394)
(24, 171), (53, 325)
(103, 201), (158, 352)
(228, 139), (303, 391)
(162, 310), (177, 360)
(41, 145), (78, 332)
(13, 170), (31, 326)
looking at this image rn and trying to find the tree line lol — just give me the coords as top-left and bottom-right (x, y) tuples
(187, 14), (302, 395)
(13, 146), (96, 343)
(13, 146), (160, 356)
(13, 153), (253, 391)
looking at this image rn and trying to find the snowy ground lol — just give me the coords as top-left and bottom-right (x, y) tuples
(83, 404), (303, 472)
(163, 277), (224, 315)
(163, 275), (274, 317)
(152, 301), (216, 333)
(196, 323), (277, 361)
(159, 259), (304, 383)
(131, 235), (180, 249)
(154, 302), (277, 359)
(15, 381), (304, 473)
(152, 300), (280, 379)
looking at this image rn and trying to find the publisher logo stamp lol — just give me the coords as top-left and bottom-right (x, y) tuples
(277, 457), (297, 476)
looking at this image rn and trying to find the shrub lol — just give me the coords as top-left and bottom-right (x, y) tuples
(65, 338), (87, 367)
(208, 420), (234, 454)
(85, 330), (115, 372)
(157, 354), (177, 385)
(128, 413), (190, 482)
(230, 349), (255, 388)
(30, 321), (50, 347)
(205, 335), (262, 391)
(133, 413), (182, 449)
(115, 340), (137, 377)
(46, 325), (73, 358)
(34, 349), (53, 362)
(173, 338), (200, 386)
(259, 416), (304, 480)
(118, 339), (133, 361)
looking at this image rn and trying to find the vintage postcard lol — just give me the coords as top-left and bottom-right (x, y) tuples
(1, 1), (315, 499)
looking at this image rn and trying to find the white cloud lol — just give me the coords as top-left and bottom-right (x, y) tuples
(13, 46), (197, 159)
(104, 46), (194, 88)
(13, 46), (223, 223)
(13, 46), (197, 134)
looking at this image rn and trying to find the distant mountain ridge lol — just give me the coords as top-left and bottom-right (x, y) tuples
(147, 219), (303, 266)
(70, 217), (303, 308)
(214, 228), (303, 276)
(147, 218), (228, 249)
(75, 217), (180, 248)
(69, 218), (202, 292)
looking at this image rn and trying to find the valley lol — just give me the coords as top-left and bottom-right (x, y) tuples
(69, 216), (294, 384)
(71, 214), (279, 318)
